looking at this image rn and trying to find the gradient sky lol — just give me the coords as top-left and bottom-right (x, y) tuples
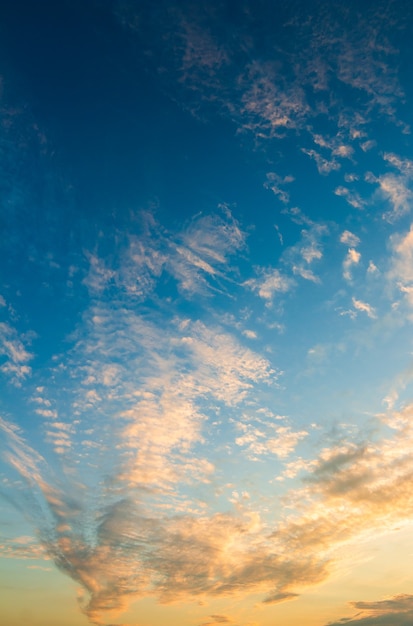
(1, 1), (413, 625)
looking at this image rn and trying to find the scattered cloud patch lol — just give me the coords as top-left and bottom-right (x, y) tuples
(340, 230), (360, 247)
(325, 594), (413, 626)
(244, 268), (293, 303)
(0, 321), (33, 384)
(264, 172), (295, 204)
(366, 153), (413, 221)
(360, 139), (377, 152)
(343, 248), (361, 281)
(302, 148), (340, 175)
(334, 185), (365, 209)
(352, 297), (377, 319)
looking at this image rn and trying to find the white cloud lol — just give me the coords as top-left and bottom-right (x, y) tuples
(384, 152), (413, 176)
(302, 148), (340, 175)
(168, 209), (246, 295)
(83, 253), (116, 294)
(0, 322), (33, 384)
(343, 248), (361, 281)
(281, 224), (326, 284)
(82, 208), (247, 301)
(352, 297), (377, 319)
(35, 408), (58, 419)
(292, 266), (320, 283)
(264, 172), (294, 204)
(340, 230), (360, 247)
(334, 186), (365, 209)
(244, 268), (293, 302)
(236, 422), (308, 460)
(367, 260), (378, 274)
(387, 226), (413, 312)
(380, 174), (413, 221)
(360, 139), (376, 152)
(239, 61), (309, 137)
(332, 144), (354, 158)
(366, 154), (413, 221)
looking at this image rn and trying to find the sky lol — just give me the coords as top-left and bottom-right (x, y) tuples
(1, 1), (413, 625)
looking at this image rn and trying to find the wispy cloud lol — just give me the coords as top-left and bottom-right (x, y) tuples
(388, 225), (413, 311)
(235, 421), (308, 461)
(301, 148), (340, 175)
(325, 594), (413, 626)
(343, 248), (361, 282)
(0, 266), (279, 624)
(340, 230), (360, 247)
(199, 615), (233, 626)
(352, 297), (377, 319)
(282, 223), (326, 284)
(0, 321), (33, 384)
(244, 268), (293, 303)
(117, 1), (407, 145)
(334, 186), (365, 209)
(365, 152), (413, 221)
(4, 373), (413, 623)
(0, 535), (49, 561)
(82, 207), (246, 300)
(238, 61), (309, 137)
(264, 172), (294, 204)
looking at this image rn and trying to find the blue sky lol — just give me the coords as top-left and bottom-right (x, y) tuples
(1, 1), (413, 625)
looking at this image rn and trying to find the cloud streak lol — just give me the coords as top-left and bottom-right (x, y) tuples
(326, 594), (413, 626)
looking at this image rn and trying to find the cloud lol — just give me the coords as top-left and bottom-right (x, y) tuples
(312, 133), (354, 162)
(379, 175), (413, 221)
(352, 297), (376, 319)
(388, 225), (413, 310)
(235, 421), (308, 460)
(0, 535), (49, 561)
(2, 5), (412, 625)
(292, 266), (320, 283)
(325, 594), (413, 626)
(5, 391), (413, 624)
(281, 224), (326, 284)
(333, 144), (354, 158)
(334, 186), (365, 209)
(199, 615), (232, 626)
(0, 265), (279, 624)
(384, 153), (413, 177)
(360, 139), (376, 152)
(340, 230), (360, 247)
(117, 0), (407, 144)
(168, 208), (246, 295)
(264, 172), (294, 204)
(238, 60), (309, 137)
(0, 321), (33, 384)
(301, 148), (340, 175)
(0, 416), (327, 622)
(365, 153), (413, 221)
(343, 248), (361, 281)
(334, 9), (404, 116)
(82, 208), (246, 300)
(244, 268), (293, 303)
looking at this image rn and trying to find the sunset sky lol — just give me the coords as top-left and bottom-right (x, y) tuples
(1, 1), (413, 625)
